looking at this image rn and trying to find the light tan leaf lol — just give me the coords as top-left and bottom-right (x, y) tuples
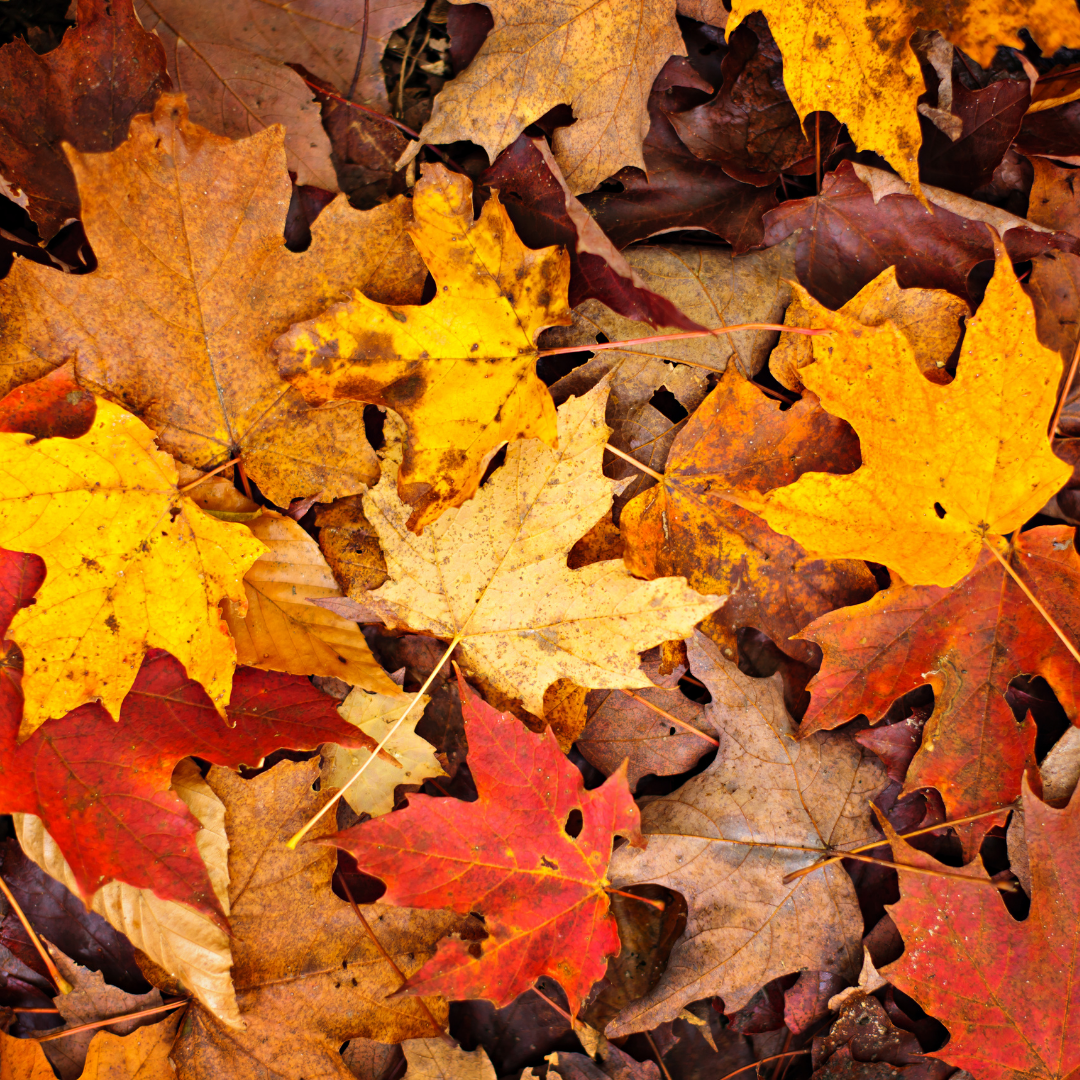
(606, 632), (884, 1035)
(358, 379), (723, 718)
(402, 1038), (497, 1080)
(321, 689), (445, 817)
(222, 510), (400, 694)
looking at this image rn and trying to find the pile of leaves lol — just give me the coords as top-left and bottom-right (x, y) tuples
(1, 0), (1079, 1078)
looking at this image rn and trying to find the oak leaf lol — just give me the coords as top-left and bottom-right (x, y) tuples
(726, 0), (1080, 193)
(0, 94), (427, 506)
(0, 396), (266, 730)
(349, 379), (722, 718)
(276, 163), (571, 531)
(620, 370), (876, 665)
(171, 760), (468, 1080)
(331, 675), (645, 1015)
(606, 632), (884, 1035)
(404, 0), (685, 195)
(884, 780), (1080, 1080)
(760, 239), (1072, 587)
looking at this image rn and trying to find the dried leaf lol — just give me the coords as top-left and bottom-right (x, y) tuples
(78, 1013), (182, 1080)
(402, 1038), (497, 1080)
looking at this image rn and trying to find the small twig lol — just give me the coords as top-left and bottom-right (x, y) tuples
(644, 1030), (675, 1080)
(177, 455), (242, 494)
(717, 1051), (810, 1080)
(604, 888), (666, 910)
(34, 1000), (187, 1042)
(0, 878), (71, 994)
(339, 875), (453, 1044)
(985, 538), (1080, 667)
(287, 635), (462, 848)
(345, 0), (370, 102)
(1050, 332), (1080, 435)
(619, 688), (720, 746)
(536, 324), (829, 359)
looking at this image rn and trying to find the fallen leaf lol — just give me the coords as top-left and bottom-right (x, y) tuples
(0, 94), (427, 506)
(276, 163), (571, 531)
(727, 0), (1080, 192)
(404, 0), (685, 195)
(0, 0), (167, 239)
(171, 760), (468, 1079)
(223, 510), (400, 695)
(0, 1028), (76, 1080)
(0, 396), (266, 730)
(620, 370), (876, 665)
(1041, 725), (1080, 805)
(352, 379), (721, 719)
(78, 1013), (182, 1080)
(321, 688), (445, 817)
(550, 1041), (661, 1080)
(331, 674), (644, 1014)
(483, 135), (704, 329)
(580, 57), (780, 255)
(884, 780), (1080, 1080)
(760, 240), (1072, 587)
(606, 632), (884, 1035)
(402, 1038), (496, 1080)
(0, 642), (379, 919)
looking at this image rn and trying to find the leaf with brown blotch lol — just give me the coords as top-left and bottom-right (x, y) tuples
(353, 379), (722, 720)
(0, 94), (427, 507)
(314, 496), (390, 596)
(606, 632), (885, 1035)
(620, 370), (876, 666)
(275, 163), (571, 532)
(222, 510), (400, 695)
(403, 0), (685, 196)
(171, 760), (468, 1080)
(0, 0), (168, 240)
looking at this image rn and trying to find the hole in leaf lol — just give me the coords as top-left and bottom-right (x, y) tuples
(649, 387), (688, 424)
(564, 809), (583, 837)
(363, 405), (386, 452)
(333, 850), (387, 904)
(933, 502), (947, 518)
(479, 444), (508, 487)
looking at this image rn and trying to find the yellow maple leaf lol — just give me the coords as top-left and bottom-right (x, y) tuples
(355, 378), (722, 718)
(0, 397), (266, 733)
(275, 163), (572, 532)
(759, 236), (1071, 587)
(728, 0), (1080, 194)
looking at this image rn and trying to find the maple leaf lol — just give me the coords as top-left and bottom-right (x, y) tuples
(0, 94), (427, 507)
(171, 760), (469, 1079)
(347, 379), (721, 719)
(796, 527), (1080, 852)
(0, 0), (167, 240)
(0, 395), (266, 730)
(402, 1038), (497, 1080)
(402, 0), (685, 196)
(620, 370), (876, 666)
(0, 636), (379, 919)
(275, 163), (571, 531)
(606, 632), (884, 1035)
(759, 238), (1072, 587)
(726, 0), (1080, 193)
(330, 674), (645, 1015)
(884, 780), (1080, 1080)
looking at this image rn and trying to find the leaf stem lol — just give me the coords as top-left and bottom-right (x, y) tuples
(803, 849), (1017, 891)
(34, 1000), (187, 1041)
(345, 0), (369, 102)
(619, 688), (720, 746)
(177, 456), (242, 493)
(536, 324), (829, 359)
(0, 876), (72, 994)
(531, 983), (575, 1029)
(984, 538), (1080, 666)
(1050, 330), (1080, 436)
(645, 1030), (675, 1080)
(717, 1051), (810, 1080)
(604, 887), (666, 910)
(603, 443), (665, 482)
(286, 634), (462, 848)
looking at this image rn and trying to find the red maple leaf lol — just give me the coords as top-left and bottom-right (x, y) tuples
(328, 674), (644, 1014)
(795, 527), (1080, 848)
(884, 780), (1080, 1080)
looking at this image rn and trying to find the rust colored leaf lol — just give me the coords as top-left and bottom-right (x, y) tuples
(330, 674), (645, 1015)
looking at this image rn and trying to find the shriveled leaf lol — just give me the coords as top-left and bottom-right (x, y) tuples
(406, 0), (685, 195)
(315, 496), (390, 595)
(607, 632), (884, 1035)
(0, 398), (265, 730)
(353, 380), (721, 718)
(761, 241), (1071, 586)
(332, 676), (644, 1014)
(276, 163), (570, 531)
(321, 688), (445, 818)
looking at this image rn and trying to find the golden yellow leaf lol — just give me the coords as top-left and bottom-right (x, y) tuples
(79, 1013), (182, 1080)
(221, 510), (400, 695)
(0, 1032), (57, 1080)
(320, 688), (444, 817)
(761, 237), (1072, 587)
(275, 163), (572, 531)
(0, 93), (427, 507)
(0, 397), (265, 733)
(402, 0), (684, 195)
(727, 0), (1080, 194)
(355, 379), (722, 718)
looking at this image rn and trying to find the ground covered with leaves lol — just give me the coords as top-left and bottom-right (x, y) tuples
(0, 0), (1079, 1078)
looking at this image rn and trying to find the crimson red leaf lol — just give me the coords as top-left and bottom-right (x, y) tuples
(330, 674), (644, 1014)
